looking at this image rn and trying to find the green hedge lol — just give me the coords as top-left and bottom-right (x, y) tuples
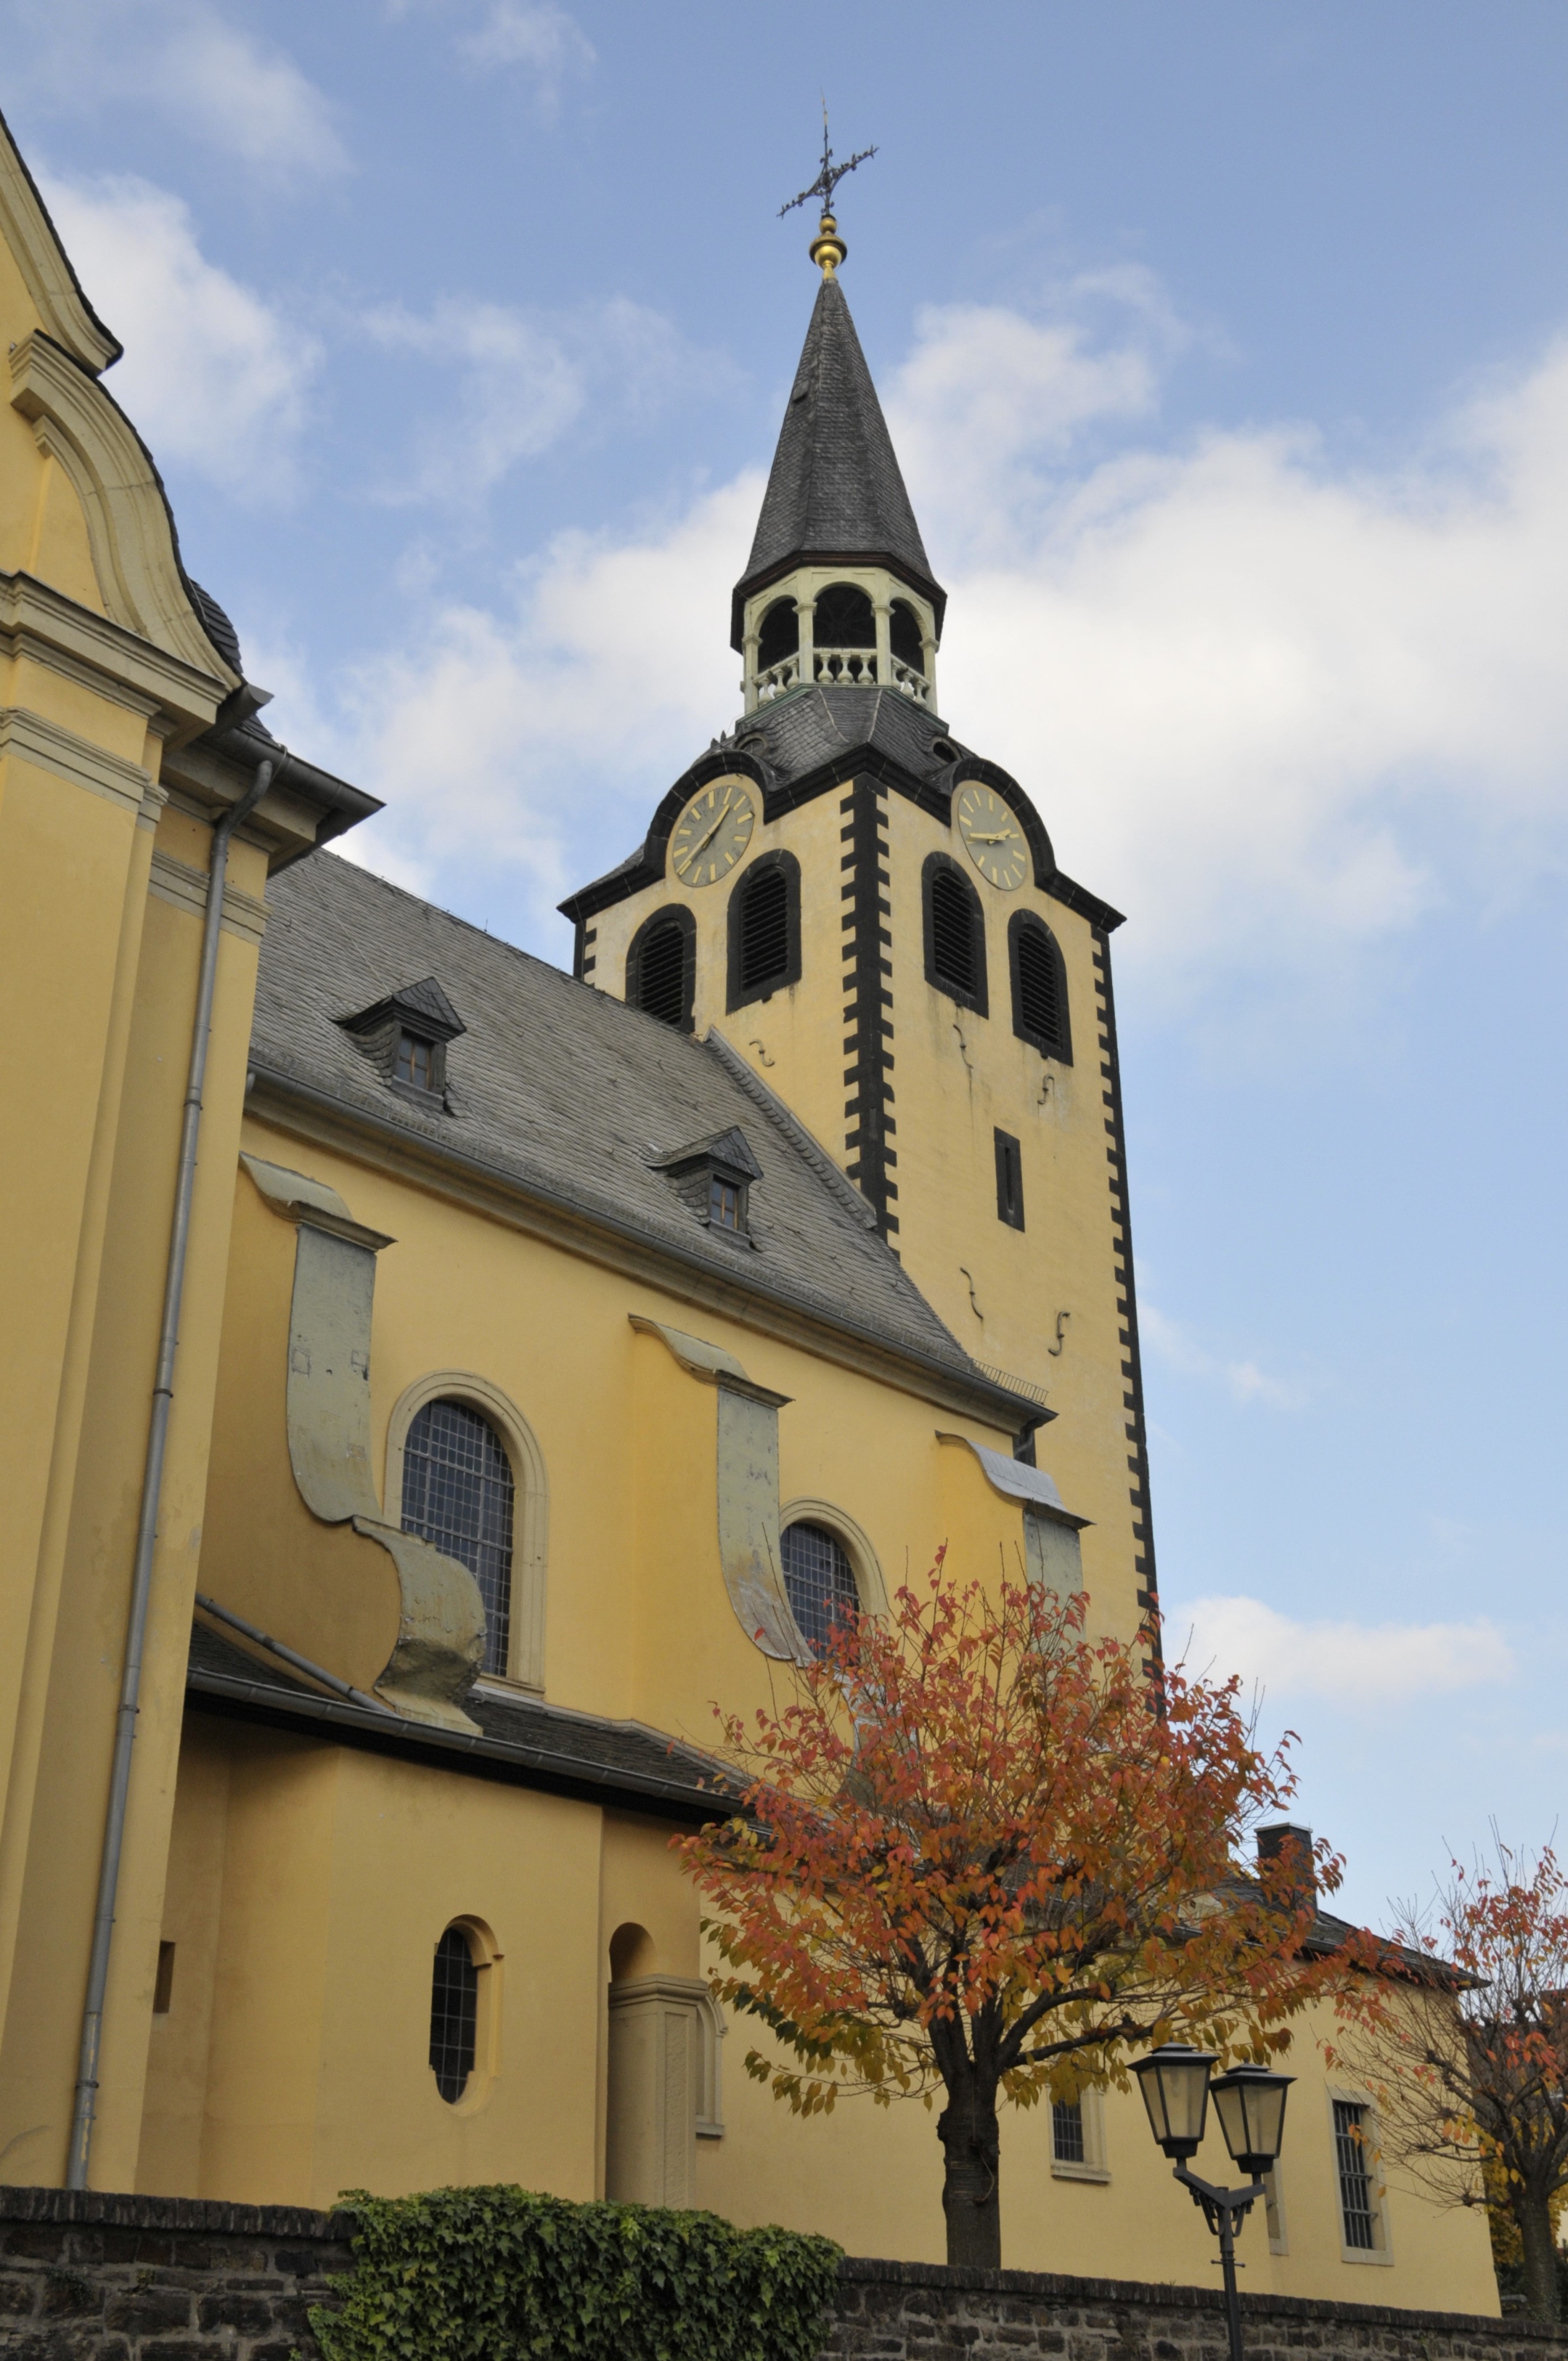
(310, 2184), (842, 2361)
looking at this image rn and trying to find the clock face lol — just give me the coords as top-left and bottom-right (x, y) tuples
(669, 781), (756, 887)
(955, 782), (1028, 890)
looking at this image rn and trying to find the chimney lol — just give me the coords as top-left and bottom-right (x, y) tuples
(1257, 1823), (1318, 1912)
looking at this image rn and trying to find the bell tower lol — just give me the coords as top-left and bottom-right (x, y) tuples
(561, 190), (1159, 1650)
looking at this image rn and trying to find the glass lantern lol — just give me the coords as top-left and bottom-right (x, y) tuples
(1209, 2063), (1293, 2180)
(1131, 2044), (1216, 2161)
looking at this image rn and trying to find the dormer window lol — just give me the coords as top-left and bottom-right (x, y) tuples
(396, 1030), (436, 1090)
(338, 976), (465, 1107)
(649, 1125), (763, 1247)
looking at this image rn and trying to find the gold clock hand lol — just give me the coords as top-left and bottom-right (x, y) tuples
(968, 829), (1018, 844)
(675, 794), (735, 872)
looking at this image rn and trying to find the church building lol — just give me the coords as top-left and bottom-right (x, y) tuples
(0, 105), (1497, 2307)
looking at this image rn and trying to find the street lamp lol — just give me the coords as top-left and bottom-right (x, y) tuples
(1132, 2047), (1293, 2361)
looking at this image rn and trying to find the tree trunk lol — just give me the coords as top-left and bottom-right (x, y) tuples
(1517, 2190), (1562, 2323)
(937, 2068), (1002, 2269)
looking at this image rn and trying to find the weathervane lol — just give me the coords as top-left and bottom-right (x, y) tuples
(779, 101), (876, 278)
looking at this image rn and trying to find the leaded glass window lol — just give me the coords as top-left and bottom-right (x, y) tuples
(780, 1520), (859, 1658)
(429, 1925), (477, 2101)
(401, 1398), (514, 1676)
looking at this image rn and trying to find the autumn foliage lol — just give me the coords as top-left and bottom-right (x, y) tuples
(678, 1557), (1353, 2268)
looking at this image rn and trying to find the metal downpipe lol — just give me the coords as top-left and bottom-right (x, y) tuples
(66, 757), (279, 2190)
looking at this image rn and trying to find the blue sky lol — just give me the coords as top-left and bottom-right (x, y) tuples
(7, 1), (1567, 1926)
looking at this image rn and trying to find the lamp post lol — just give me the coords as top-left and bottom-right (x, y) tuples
(1131, 2046), (1293, 2361)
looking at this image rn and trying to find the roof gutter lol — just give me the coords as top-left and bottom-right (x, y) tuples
(68, 757), (282, 2191)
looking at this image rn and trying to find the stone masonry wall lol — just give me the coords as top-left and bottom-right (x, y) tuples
(0, 2188), (1564, 2361)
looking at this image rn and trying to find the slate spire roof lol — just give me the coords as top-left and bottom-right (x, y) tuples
(730, 275), (944, 648)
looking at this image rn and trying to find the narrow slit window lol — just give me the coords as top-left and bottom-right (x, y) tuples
(1333, 2100), (1378, 2249)
(401, 1398), (515, 1676)
(430, 1925), (478, 2102)
(995, 1129), (1024, 1231)
(153, 1940), (176, 2015)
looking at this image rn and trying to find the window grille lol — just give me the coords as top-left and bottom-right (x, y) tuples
(1052, 2100), (1085, 2164)
(635, 918), (689, 1028)
(401, 1399), (514, 1676)
(930, 868), (978, 998)
(1333, 2100), (1378, 2249)
(737, 866), (791, 995)
(429, 1925), (478, 2102)
(1010, 915), (1069, 1061)
(995, 1129), (1024, 1230)
(395, 1030), (436, 1090)
(780, 1521), (859, 1658)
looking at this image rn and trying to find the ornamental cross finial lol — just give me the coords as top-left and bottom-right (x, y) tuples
(779, 100), (875, 277)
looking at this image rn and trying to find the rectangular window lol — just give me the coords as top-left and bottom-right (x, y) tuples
(995, 1128), (1024, 1230)
(153, 1940), (176, 2015)
(709, 1176), (740, 1230)
(1334, 2100), (1378, 2250)
(396, 1031), (434, 1089)
(1051, 2099), (1085, 2164)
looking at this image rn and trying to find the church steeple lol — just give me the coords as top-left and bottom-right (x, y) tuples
(732, 264), (946, 714)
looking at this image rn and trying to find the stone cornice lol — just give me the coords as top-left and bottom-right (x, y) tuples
(0, 568), (225, 733)
(245, 1066), (1035, 1438)
(0, 704), (152, 817)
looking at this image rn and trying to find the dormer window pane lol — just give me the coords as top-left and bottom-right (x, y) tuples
(709, 1176), (740, 1230)
(396, 1031), (435, 1089)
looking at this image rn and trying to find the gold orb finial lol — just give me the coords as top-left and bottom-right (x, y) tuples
(809, 210), (846, 278)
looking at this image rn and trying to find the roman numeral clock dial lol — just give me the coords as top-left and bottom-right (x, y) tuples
(669, 783), (756, 886)
(955, 783), (1028, 890)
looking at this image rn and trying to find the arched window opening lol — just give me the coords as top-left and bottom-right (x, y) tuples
(429, 1924), (478, 2102)
(756, 598), (799, 669)
(889, 600), (924, 669)
(812, 582), (875, 645)
(626, 905), (695, 1034)
(781, 1520), (860, 1657)
(401, 1398), (514, 1676)
(923, 854), (987, 1015)
(1008, 911), (1071, 1063)
(727, 852), (801, 1011)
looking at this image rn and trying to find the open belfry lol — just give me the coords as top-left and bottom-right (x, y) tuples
(0, 102), (1498, 2308)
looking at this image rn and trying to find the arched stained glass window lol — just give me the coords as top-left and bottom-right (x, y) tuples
(401, 1398), (514, 1676)
(780, 1520), (860, 1658)
(429, 1924), (478, 2102)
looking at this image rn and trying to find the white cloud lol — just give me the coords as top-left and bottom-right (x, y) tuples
(40, 174), (318, 498)
(1172, 1594), (1515, 1705)
(460, 1), (594, 83)
(11, 1), (346, 179)
(360, 293), (727, 501)
(1140, 1304), (1303, 1408)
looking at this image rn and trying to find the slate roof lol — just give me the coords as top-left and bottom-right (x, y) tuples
(732, 277), (944, 645)
(252, 852), (1035, 1422)
(187, 1620), (742, 1822)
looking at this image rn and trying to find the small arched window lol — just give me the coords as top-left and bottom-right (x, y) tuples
(626, 905), (695, 1033)
(727, 851), (801, 1011)
(757, 598), (799, 669)
(780, 1520), (861, 1657)
(1008, 911), (1072, 1064)
(401, 1398), (515, 1676)
(429, 1924), (478, 2102)
(812, 582), (876, 648)
(923, 853), (988, 1016)
(889, 600), (924, 670)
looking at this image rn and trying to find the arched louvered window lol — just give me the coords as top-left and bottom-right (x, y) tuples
(1008, 910), (1072, 1064)
(401, 1398), (514, 1676)
(757, 598), (799, 669)
(923, 853), (988, 1016)
(889, 600), (924, 669)
(429, 1924), (478, 2101)
(780, 1520), (861, 1658)
(727, 851), (801, 1011)
(626, 905), (695, 1033)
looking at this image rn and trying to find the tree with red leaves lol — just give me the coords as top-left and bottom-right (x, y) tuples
(1341, 1842), (1568, 2320)
(678, 1558), (1351, 2269)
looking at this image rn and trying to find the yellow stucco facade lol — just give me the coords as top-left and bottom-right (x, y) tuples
(0, 103), (1499, 2313)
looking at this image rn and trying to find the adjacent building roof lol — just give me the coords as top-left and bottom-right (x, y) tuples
(251, 851), (1041, 1428)
(732, 277), (945, 647)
